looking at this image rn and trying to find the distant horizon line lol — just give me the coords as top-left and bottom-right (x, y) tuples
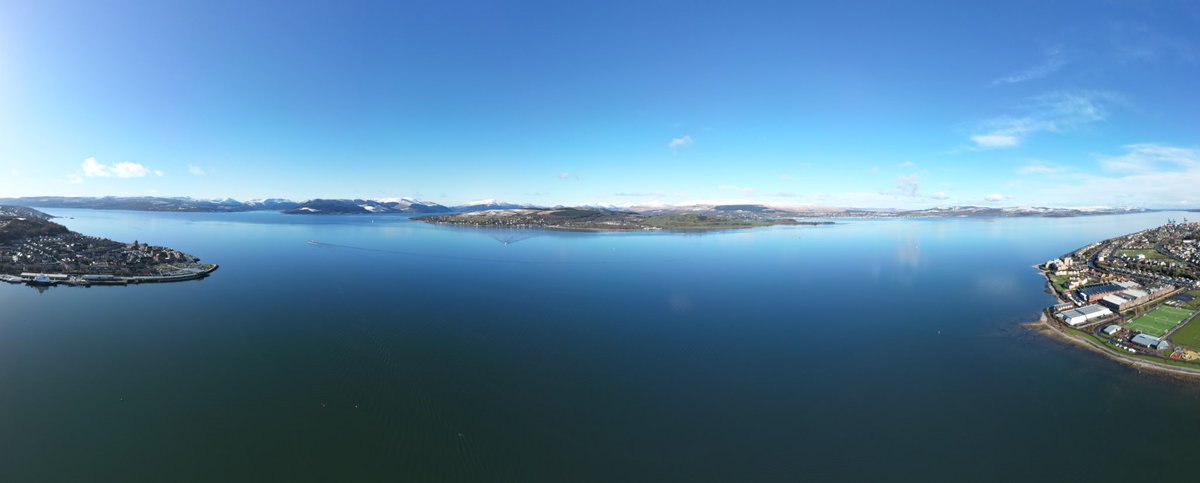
(2, 194), (1196, 213)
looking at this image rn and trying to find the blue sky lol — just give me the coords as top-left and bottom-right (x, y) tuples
(1, 0), (1197, 208)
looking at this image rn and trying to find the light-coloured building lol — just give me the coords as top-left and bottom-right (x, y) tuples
(1100, 294), (1132, 311)
(1057, 304), (1113, 327)
(1130, 333), (1169, 350)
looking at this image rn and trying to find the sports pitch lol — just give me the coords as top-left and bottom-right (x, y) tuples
(1126, 305), (1194, 337)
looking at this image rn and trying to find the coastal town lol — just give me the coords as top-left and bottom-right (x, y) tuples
(1036, 219), (1200, 374)
(0, 205), (216, 288)
(413, 206), (827, 231)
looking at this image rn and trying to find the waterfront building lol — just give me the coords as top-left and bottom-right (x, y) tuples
(1077, 282), (1128, 303)
(1099, 294), (1133, 311)
(1056, 304), (1113, 327)
(1130, 333), (1170, 350)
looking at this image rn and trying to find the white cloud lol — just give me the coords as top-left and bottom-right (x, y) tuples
(614, 192), (666, 198)
(970, 134), (1020, 149)
(1016, 161), (1068, 175)
(897, 161), (916, 169)
(717, 184), (756, 194)
(984, 193), (1011, 202)
(79, 157), (152, 178)
(894, 174), (920, 196)
(81, 157), (108, 177)
(1099, 143), (1199, 173)
(992, 47), (1067, 85)
(1004, 144), (1200, 208)
(668, 135), (694, 150)
(558, 172), (573, 180)
(154, 170), (165, 177)
(1111, 22), (1198, 64)
(931, 191), (950, 200)
(968, 90), (1121, 149)
(111, 162), (150, 178)
(188, 165), (205, 176)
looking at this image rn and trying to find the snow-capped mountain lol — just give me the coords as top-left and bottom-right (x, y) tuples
(452, 199), (538, 212)
(243, 198), (301, 210)
(283, 198), (452, 215)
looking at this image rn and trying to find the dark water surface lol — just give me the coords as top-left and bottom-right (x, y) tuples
(2, 209), (1199, 482)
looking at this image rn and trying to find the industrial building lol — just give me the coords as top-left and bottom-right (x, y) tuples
(1077, 282), (1132, 303)
(1056, 304), (1114, 326)
(1131, 333), (1171, 351)
(1102, 325), (1121, 336)
(1097, 286), (1173, 312)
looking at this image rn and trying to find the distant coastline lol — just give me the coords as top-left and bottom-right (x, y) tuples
(412, 207), (828, 232)
(0, 196), (1164, 219)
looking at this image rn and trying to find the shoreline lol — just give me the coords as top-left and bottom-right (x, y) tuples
(414, 219), (834, 233)
(0, 264), (218, 288)
(1025, 312), (1200, 380)
(1027, 263), (1200, 380)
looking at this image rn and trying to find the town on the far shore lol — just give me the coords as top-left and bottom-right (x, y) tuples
(1038, 218), (1200, 369)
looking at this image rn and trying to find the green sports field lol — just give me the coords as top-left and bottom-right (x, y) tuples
(1116, 249), (1170, 260)
(1126, 305), (1194, 337)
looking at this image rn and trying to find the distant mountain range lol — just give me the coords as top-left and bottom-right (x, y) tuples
(0, 196), (1163, 218)
(284, 198), (451, 214)
(0, 196), (266, 212)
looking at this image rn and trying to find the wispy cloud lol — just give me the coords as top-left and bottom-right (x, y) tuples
(897, 161), (916, 169)
(1015, 161), (1069, 175)
(970, 134), (1020, 149)
(930, 191), (950, 200)
(894, 174), (920, 196)
(992, 47), (1066, 85)
(968, 90), (1122, 149)
(1099, 143), (1199, 173)
(668, 135), (694, 150)
(78, 157), (153, 178)
(614, 192), (666, 198)
(984, 193), (1011, 202)
(1004, 144), (1200, 208)
(717, 184), (756, 194)
(558, 172), (576, 180)
(188, 165), (205, 176)
(1111, 22), (1197, 64)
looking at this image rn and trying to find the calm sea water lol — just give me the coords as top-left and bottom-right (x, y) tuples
(2, 209), (1199, 482)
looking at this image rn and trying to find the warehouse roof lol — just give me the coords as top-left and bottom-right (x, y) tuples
(1122, 289), (1149, 299)
(1078, 305), (1112, 316)
(1102, 295), (1130, 307)
(1079, 283), (1124, 298)
(1131, 333), (1161, 348)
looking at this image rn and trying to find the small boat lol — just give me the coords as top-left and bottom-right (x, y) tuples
(29, 274), (53, 286)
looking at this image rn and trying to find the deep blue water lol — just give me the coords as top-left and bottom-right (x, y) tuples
(2, 209), (1200, 482)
